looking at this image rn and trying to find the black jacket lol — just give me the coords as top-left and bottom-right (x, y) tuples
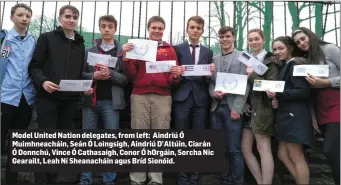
(275, 58), (314, 148)
(28, 26), (85, 100)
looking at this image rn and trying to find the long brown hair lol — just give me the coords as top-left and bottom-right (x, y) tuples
(291, 27), (330, 64)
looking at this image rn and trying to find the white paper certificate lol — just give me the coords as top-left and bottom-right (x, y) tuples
(58, 80), (93, 92)
(252, 80), (285, 92)
(237, 52), (268, 75)
(293, 65), (329, 77)
(182, 65), (212, 76)
(146, 60), (176, 73)
(125, 39), (158, 62)
(87, 52), (117, 68)
(214, 72), (248, 95)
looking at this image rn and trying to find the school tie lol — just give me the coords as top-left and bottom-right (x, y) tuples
(190, 44), (199, 64)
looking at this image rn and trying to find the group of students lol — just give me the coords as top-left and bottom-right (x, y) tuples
(1, 3), (339, 185)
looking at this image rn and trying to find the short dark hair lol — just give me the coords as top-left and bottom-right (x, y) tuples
(218, 26), (235, 36)
(11, 3), (32, 16)
(147, 16), (165, 29)
(186, 16), (205, 30)
(98, 15), (117, 29)
(59, 5), (79, 17)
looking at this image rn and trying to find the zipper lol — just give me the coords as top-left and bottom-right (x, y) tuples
(65, 40), (71, 79)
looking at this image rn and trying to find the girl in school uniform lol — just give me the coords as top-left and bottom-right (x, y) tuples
(268, 36), (314, 184)
(241, 29), (280, 185)
(292, 27), (340, 185)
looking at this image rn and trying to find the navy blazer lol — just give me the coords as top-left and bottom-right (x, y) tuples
(171, 42), (213, 107)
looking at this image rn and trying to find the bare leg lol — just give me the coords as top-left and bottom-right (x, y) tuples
(255, 133), (274, 184)
(277, 141), (297, 180)
(286, 142), (310, 184)
(241, 128), (262, 184)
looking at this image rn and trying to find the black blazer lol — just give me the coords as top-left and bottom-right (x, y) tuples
(171, 42), (213, 107)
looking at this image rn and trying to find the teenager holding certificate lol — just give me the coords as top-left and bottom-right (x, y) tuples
(122, 16), (183, 185)
(171, 16), (214, 185)
(241, 29), (279, 185)
(28, 5), (86, 184)
(209, 26), (250, 185)
(78, 15), (128, 185)
(0, 4), (35, 184)
(292, 27), (340, 185)
(268, 36), (313, 184)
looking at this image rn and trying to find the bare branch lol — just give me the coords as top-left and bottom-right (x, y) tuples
(248, 1), (265, 14)
(298, 2), (309, 12)
(243, 16), (257, 30)
(324, 27), (340, 34)
(300, 10), (340, 22)
(252, 16), (265, 21)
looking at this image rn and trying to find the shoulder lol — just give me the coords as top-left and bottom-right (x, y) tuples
(321, 43), (339, 51)
(0, 29), (7, 44)
(234, 50), (243, 55)
(321, 44), (340, 57)
(74, 31), (84, 43)
(213, 54), (221, 61)
(264, 52), (281, 66)
(293, 57), (308, 65)
(173, 43), (185, 49)
(85, 45), (97, 53)
(201, 45), (213, 53)
(0, 29), (7, 38)
(37, 31), (54, 41)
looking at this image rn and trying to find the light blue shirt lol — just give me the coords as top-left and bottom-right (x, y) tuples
(1, 28), (36, 107)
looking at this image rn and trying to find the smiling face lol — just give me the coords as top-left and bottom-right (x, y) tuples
(219, 31), (235, 51)
(148, 21), (164, 41)
(58, 8), (79, 32)
(272, 40), (292, 61)
(293, 32), (310, 51)
(11, 7), (32, 30)
(247, 31), (265, 54)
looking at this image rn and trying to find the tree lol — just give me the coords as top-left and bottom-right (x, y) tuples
(248, 1), (274, 51)
(208, 1), (257, 50)
(28, 15), (85, 38)
(287, 2), (339, 38)
(171, 32), (184, 45)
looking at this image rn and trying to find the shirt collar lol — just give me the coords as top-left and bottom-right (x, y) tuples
(221, 48), (237, 56)
(9, 27), (31, 40)
(188, 41), (201, 48)
(253, 49), (267, 61)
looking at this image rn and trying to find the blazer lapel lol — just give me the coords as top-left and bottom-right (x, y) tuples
(182, 42), (193, 65)
(198, 46), (206, 64)
(224, 49), (238, 72)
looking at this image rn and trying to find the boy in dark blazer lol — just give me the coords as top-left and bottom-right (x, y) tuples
(171, 16), (214, 185)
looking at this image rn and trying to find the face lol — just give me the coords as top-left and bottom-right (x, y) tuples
(186, 20), (204, 41)
(293, 32), (310, 51)
(11, 7), (32, 30)
(99, 20), (116, 40)
(247, 32), (264, 53)
(58, 9), (79, 31)
(148, 21), (164, 41)
(219, 31), (235, 50)
(272, 41), (291, 61)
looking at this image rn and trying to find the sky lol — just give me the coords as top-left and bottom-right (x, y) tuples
(0, 1), (340, 49)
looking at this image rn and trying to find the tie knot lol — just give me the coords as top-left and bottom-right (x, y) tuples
(190, 44), (199, 48)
